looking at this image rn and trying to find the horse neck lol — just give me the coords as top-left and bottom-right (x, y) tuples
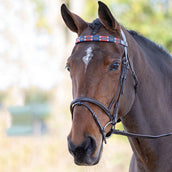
(121, 32), (172, 169)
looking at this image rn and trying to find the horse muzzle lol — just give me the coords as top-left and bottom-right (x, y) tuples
(67, 135), (102, 165)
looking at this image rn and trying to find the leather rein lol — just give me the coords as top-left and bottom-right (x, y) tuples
(70, 29), (172, 144)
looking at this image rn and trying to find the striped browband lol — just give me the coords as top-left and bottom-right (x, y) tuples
(75, 35), (128, 47)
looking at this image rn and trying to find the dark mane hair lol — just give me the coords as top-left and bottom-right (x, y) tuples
(128, 30), (172, 58)
(89, 18), (102, 35)
(89, 20), (172, 58)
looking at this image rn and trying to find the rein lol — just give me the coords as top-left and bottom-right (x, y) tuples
(70, 29), (172, 143)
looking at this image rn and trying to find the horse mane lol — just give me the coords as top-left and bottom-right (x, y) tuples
(89, 20), (172, 58)
(128, 30), (172, 58)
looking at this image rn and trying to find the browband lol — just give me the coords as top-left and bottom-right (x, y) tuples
(76, 35), (128, 47)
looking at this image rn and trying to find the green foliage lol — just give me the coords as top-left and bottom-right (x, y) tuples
(82, 0), (98, 22)
(82, 0), (172, 53)
(32, 0), (50, 32)
(0, 91), (8, 103)
(24, 88), (51, 104)
(32, 0), (44, 15)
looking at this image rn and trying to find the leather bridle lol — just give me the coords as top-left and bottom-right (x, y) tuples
(70, 29), (172, 143)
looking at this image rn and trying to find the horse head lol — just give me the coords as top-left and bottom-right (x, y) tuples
(61, 1), (136, 165)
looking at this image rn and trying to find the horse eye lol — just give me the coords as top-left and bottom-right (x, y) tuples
(109, 62), (120, 71)
(65, 65), (70, 71)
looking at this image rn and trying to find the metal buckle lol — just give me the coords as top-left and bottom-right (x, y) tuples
(104, 121), (116, 138)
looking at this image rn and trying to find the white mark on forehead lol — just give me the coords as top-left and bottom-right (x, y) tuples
(82, 47), (93, 72)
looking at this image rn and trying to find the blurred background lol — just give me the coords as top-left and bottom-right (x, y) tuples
(0, 0), (171, 171)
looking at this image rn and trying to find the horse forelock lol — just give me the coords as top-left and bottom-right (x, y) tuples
(89, 18), (102, 35)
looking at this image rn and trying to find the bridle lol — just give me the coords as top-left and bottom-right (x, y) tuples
(70, 29), (172, 144)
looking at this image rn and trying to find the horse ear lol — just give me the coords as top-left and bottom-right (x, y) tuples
(61, 4), (87, 34)
(98, 1), (121, 32)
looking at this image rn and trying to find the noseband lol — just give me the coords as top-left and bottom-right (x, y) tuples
(70, 29), (172, 143)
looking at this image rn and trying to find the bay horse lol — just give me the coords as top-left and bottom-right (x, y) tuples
(61, 1), (172, 171)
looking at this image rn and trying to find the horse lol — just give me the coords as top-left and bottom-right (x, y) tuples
(61, 1), (172, 171)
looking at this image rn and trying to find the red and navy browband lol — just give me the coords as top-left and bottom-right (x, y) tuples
(75, 35), (128, 47)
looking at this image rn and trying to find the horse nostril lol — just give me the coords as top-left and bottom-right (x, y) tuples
(84, 136), (96, 155)
(67, 136), (97, 160)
